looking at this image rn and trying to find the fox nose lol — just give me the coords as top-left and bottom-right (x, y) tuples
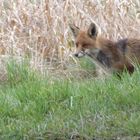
(74, 53), (79, 57)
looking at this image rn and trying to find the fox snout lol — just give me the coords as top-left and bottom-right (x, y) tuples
(74, 48), (97, 58)
(74, 51), (85, 58)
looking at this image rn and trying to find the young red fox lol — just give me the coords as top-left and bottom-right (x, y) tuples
(70, 22), (140, 74)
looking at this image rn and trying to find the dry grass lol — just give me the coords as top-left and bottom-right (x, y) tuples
(0, 0), (140, 78)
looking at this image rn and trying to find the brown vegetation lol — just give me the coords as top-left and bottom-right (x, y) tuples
(0, 0), (140, 77)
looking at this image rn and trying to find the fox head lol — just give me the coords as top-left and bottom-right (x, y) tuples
(69, 22), (100, 58)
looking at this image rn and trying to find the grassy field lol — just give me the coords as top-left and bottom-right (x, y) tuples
(0, 61), (140, 140)
(1, 0), (140, 139)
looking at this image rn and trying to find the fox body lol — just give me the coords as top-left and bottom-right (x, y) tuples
(70, 23), (140, 74)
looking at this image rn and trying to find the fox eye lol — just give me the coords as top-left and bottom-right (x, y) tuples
(76, 42), (78, 47)
(82, 44), (88, 48)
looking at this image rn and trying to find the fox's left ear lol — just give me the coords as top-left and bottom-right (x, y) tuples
(69, 24), (80, 38)
(87, 23), (98, 38)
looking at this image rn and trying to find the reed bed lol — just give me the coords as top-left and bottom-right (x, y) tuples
(0, 0), (140, 77)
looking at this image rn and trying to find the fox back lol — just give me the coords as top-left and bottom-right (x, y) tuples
(121, 39), (140, 63)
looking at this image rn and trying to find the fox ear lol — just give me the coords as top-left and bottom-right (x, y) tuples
(69, 24), (80, 38)
(87, 23), (98, 38)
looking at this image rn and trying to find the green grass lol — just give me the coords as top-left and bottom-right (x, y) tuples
(0, 61), (140, 139)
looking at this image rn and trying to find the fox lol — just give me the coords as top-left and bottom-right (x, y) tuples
(69, 22), (140, 74)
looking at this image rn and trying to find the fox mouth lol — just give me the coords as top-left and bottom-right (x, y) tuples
(85, 48), (100, 58)
(74, 48), (100, 58)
